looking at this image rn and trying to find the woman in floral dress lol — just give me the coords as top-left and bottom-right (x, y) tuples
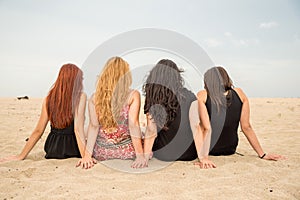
(76, 57), (147, 169)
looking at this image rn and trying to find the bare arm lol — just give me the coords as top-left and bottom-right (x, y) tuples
(128, 90), (143, 152)
(76, 94), (99, 169)
(128, 90), (147, 168)
(238, 89), (264, 157)
(18, 99), (49, 159)
(143, 114), (157, 161)
(197, 92), (212, 158)
(74, 92), (87, 158)
(0, 98), (49, 162)
(235, 88), (284, 160)
(189, 101), (209, 159)
(191, 91), (216, 169)
(85, 95), (99, 157)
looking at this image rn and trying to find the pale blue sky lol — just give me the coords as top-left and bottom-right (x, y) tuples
(0, 0), (299, 97)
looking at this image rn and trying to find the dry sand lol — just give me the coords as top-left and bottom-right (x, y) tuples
(0, 98), (299, 199)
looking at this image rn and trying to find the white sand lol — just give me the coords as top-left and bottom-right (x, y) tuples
(0, 98), (299, 199)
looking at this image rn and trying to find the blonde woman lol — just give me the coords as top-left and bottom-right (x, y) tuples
(76, 57), (146, 169)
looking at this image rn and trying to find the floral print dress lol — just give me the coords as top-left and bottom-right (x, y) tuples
(92, 105), (136, 161)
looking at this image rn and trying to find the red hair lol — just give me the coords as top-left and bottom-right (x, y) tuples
(46, 64), (83, 129)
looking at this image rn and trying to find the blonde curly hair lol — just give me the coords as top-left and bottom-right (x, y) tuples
(95, 57), (132, 129)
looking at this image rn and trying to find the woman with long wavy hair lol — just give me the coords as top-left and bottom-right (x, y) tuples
(142, 59), (215, 168)
(76, 57), (146, 169)
(0, 64), (87, 161)
(197, 66), (284, 163)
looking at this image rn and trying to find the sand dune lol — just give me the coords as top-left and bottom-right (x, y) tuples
(0, 98), (299, 199)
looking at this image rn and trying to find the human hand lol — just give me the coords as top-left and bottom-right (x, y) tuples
(262, 153), (286, 161)
(76, 156), (97, 169)
(0, 155), (23, 163)
(194, 158), (216, 169)
(131, 153), (148, 168)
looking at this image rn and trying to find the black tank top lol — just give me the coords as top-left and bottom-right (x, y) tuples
(152, 88), (198, 161)
(205, 89), (243, 155)
(44, 121), (81, 159)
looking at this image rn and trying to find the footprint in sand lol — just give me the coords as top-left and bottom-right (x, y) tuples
(20, 168), (36, 178)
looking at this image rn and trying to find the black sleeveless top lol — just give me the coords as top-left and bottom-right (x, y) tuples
(44, 121), (81, 159)
(152, 88), (198, 161)
(206, 89), (243, 155)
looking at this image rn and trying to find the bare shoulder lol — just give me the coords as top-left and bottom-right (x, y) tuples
(232, 88), (247, 102)
(131, 89), (140, 97)
(41, 97), (48, 111)
(88, 93), (95, 105)
(127, 90), (140, 107)
(80, 92), (87, 102)
(80, 92), (87, 99)
(129, 89), (140, 102)
(197, 90), (207, 103)
(42, 97), (47, 105)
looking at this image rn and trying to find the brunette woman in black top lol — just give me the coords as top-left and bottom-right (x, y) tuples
(142, 59), (215, 168)
(197, 66), (284, 165)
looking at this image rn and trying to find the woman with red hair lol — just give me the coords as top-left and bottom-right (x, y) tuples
(1, 64), (87, 161)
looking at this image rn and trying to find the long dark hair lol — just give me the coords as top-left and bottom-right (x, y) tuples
(46, 64), (83, 129)
(204, 66), (233, 111)
(143, 59), (185, 130)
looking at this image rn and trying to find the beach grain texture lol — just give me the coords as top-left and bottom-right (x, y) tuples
(0, 98), (299, 200)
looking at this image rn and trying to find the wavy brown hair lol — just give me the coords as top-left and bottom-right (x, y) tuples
(143, 59), (185, 130)
(204, 66), (233, 111)
(46, 64), (83, 129)
(95, 57), (132, 129)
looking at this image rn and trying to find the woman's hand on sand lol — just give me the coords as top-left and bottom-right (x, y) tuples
(131, 153), (148, 168)
(0, 155), (23, 163)
(194, 158), (216, 169)
(76, 156), (97, 169)
(263, 153), (286, 161)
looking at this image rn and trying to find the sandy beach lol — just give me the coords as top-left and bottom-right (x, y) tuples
(0, 97), (299, 199)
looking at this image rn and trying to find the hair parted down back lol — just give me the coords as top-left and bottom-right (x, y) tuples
(46, 63), (83, 129)
(143, 59), (185, 130)
(204, 66), (233, 112)
(95, 57), (132, 129)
